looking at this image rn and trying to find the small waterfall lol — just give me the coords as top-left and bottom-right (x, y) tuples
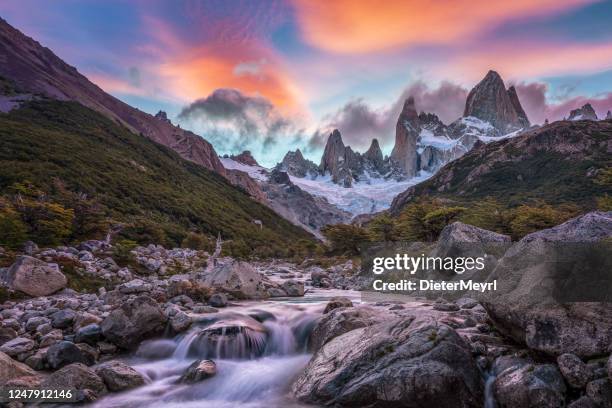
(176, 319), (268, 360)
(93, 303), (322, 408)
(263, 320), (297, 355)
(483, 370), (497, 408)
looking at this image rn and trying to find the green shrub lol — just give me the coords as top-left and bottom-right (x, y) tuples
(321, 224), (370, 255)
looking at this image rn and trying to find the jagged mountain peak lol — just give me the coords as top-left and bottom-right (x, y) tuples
(506, 85), (530, 128)
(399, 96), (420, 123)
(464, 70), (529, 132)
(569, 103), (598, 121)
(230, 150), (259, 167)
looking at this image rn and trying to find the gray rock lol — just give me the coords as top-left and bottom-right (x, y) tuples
(41, 363), (106, 401)
(208, 293), (228, 308)
(494, 363), (566, 408)
(281, 280), (304, 297)
(323, 296), (353, 314)
(201, 260), (269, 299)
(74, 324), (102, 346)
(0, 327), (18, 345)
(95, 360), (145, 391)
(39, 329), (63, 347)
(100, 295), (167, 349)
(568, 396), (598, 408)
(482, 212), (612, 358)
(180, 359), (217, 383)
(433, 303), (460, 312)
(170, 312), (192, 333)
(47, 341), (89, 369)
(4, 256), (67, 296)
(75, 343), (98, 365)
(558, 353), (592, 388)
(293, 317), (483, 407)
(23, 241), (38, 255)
(118, 279), (152, 294)
(25, 316), (50, 332)
(0, 351), (37, 384)
(309, 306), (382, 352)
(24, 347), (47, 370)
(0, 337), (35, 357)
(586, 378), (612, 408)
(192, 305), (219, 314)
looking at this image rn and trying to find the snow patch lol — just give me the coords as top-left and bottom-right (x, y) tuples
(289, 173), (432, 216)
(220, 158), (269, 182)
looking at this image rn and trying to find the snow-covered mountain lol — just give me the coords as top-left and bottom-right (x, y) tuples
(270, 70), (531, 217)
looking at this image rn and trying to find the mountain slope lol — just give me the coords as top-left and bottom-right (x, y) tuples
(0, 18), (232, 176)
(0, 100), (314, 253)
(389, 119), (612, 214)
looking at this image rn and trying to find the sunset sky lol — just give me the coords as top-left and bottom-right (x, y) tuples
(2, 0), (612, 165)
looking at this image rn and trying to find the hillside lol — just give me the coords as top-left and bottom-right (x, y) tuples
(389, 119), (612, 214)
(0, 100), (314, 255)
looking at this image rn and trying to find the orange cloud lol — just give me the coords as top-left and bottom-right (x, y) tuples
(437, 41), (612, 81)
(140, 16), (304, 113)
(291, 0), (596, 54)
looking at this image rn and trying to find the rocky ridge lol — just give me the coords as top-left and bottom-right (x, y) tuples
(281, 70), (531, 189)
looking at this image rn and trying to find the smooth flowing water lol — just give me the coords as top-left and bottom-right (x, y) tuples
(92, 288), (361, 408)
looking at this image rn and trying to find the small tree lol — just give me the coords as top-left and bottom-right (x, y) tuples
(460, 197), (512, 235)
(321, 224), (370, 255)
(181, 232), (214, 251)
(423, 206), (466, 240)
(509, 202), (578, 239)
(394, 199), (464, 241)
(367, 214), (397, 242)
(595, 168), (612, 211)
(0, 199), (28, 249)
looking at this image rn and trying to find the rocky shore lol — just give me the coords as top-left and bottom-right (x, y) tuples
(1, 211), (611, 407)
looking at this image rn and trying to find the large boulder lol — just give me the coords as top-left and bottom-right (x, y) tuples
(3, 256), (67, 296)
(201, 260), (270, 299)
(494, 361), (566, 408)
(95, 360), (146, 391)
(0, 351), (38, 384)
(41, 363), (106, 401)
(481, 212), (612, 358)
(293, 317), (483, 407)
(101, 295), (167, 349)
(309, 306), (383, 352)
(419, 222), (511, 299)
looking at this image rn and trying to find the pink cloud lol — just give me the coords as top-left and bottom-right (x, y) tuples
(514, 83), (612, 123)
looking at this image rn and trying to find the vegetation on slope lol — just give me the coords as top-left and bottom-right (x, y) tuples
(323, 198), (586, 255)
(0, 100), (314, 257)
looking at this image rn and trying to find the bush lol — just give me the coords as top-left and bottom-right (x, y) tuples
(111, 239), (138, 267)
(367, 214), (397, 242)
(0, 199), (27, 249)
(460, 197), (512, 235)
(181, 232), (214, 251)
(321, 224), (370, 255)
(395, 199), (465, 241)
(509, 203), (578, 239)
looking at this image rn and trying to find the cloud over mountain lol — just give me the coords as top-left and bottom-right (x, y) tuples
(308, 81), (468, 153)
(178, 88), (305, 165)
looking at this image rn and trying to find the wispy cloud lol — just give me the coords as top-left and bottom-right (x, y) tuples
(291, 0), (596, 54)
